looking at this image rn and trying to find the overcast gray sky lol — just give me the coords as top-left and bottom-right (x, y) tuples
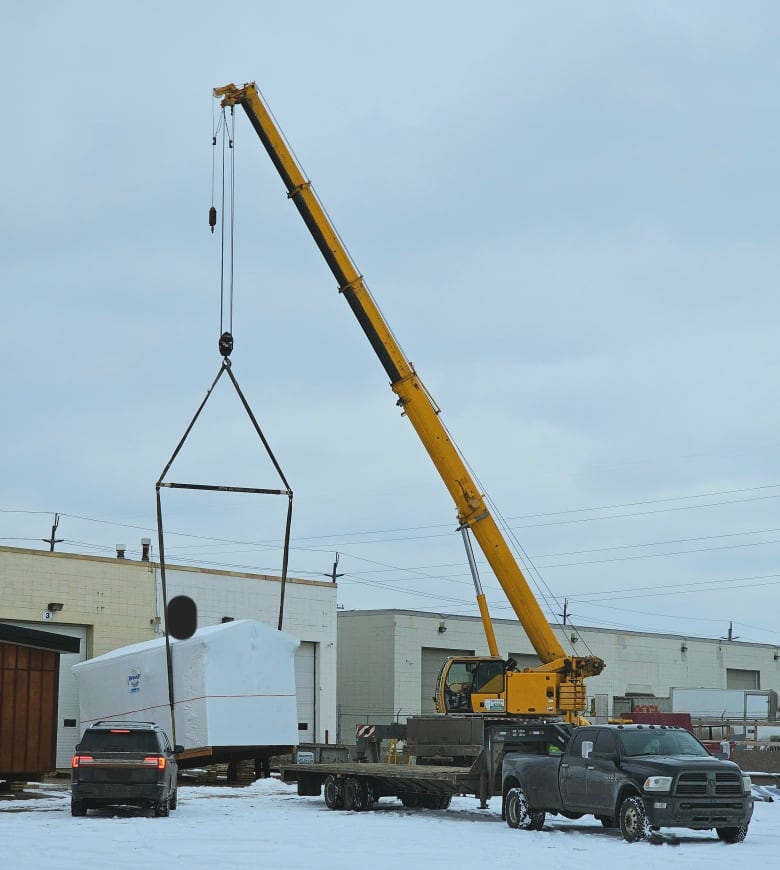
(2, 2), (779, 647)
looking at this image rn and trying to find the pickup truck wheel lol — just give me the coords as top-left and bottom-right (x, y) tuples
(154, 798), (170, 818)
(324, 774), (344, 810)
(618, 796), (648, 842)
(70, 799), (87, 817)
(716, 823), (748, 843)
(505, 786), (544, 830)
(343, 777), (366, 811)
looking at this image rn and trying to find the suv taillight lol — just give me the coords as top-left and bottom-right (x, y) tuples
(143, 756), (167, 769)
(71, 755), (94, 768)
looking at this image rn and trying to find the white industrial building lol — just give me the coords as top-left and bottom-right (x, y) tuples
(0, 545), (338, 768)
(336, 609), (780, 742)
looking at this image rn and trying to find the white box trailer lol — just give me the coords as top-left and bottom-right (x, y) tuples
(72, 619), (300, 768)
(671, 687), (777, 721)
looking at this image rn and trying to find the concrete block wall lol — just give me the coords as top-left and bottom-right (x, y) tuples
(0, 546), (157, 656)
(337, 611), (395, 742)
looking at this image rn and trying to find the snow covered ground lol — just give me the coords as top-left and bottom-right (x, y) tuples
(2, 777), (777, 870)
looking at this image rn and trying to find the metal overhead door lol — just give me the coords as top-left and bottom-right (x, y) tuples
(294, 642), (315, 742)
(420, 647), (474, 713)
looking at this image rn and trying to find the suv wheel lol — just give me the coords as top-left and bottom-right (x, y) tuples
(154, 798), (170, 818)
(169, 789), (178, 811)
(71, 798), (87, 817)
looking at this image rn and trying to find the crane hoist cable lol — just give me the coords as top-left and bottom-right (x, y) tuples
(210, 104), (236, 351)
(153, 99), (297, 738)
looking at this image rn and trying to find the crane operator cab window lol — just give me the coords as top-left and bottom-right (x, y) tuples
(443, 660), (505, 713)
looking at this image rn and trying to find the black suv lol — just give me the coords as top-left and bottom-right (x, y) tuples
(71, 720), (182, 817)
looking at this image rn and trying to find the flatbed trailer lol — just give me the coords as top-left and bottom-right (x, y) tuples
(281, 718), (573, 812)
(280, 761), (479, 811)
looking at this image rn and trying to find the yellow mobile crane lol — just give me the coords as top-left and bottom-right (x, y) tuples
(214, 82), (604, 724)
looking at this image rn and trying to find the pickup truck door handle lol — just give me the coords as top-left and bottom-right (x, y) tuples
(586, 765), (595, 770)
(561, 763), (569, 768)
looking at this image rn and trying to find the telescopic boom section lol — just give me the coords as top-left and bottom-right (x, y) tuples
(215, 82), (586, 669)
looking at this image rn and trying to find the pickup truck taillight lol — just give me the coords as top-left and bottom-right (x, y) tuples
(143, 756), (167, 769)
(71, 755), (94, 768)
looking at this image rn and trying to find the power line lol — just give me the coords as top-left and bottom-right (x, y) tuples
(3, 481), (779, 547)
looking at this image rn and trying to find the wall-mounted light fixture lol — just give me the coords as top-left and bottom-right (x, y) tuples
(438, 621), (447, 634)
(681, 641), (688, 653)
(570, 633), (578, 644)
(774, 649), (779, 661)
(47, 602), (64, 612)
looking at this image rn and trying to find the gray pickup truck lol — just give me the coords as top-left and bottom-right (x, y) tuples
(501, 723), (753, 842)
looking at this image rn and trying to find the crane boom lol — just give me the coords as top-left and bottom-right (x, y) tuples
(215, 82), (604, 718)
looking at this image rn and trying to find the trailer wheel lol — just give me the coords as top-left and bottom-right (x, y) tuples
(324, 774), (344, 810)
(343, 777), (367, 811)
(716, 823), (748, 843)
(400, 794), (421, 808)
(618, 796), (648, 842)
(364, 783), (376, 811)
(505, 786), (544, 830)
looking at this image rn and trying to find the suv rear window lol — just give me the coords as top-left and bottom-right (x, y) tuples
(79, 730), (160, 753)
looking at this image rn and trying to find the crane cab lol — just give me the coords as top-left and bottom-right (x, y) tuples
(435, 657), (506, 714)
(435, 656), (569, 717)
